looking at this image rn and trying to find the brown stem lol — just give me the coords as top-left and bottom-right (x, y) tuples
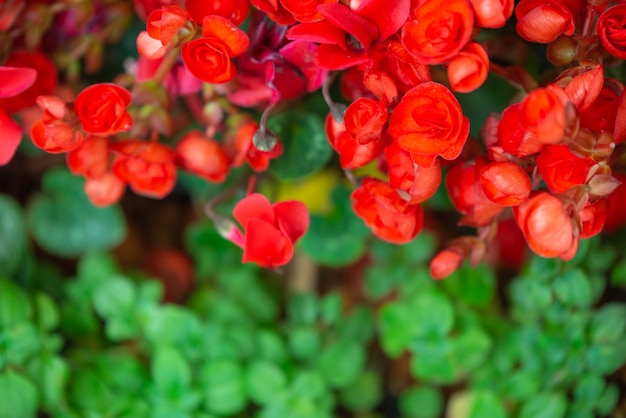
(152, 46), (181, 84)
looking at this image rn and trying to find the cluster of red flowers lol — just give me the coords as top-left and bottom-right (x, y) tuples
(2, 0), (626, 273)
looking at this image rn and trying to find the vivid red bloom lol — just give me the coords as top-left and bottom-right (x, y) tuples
(280, 0), (330, 22)
(0, 51), (57, 113)
(325, 114), (384, 169)
(513, 191), (579, 260)
(226, 193), (309, 268)
(479, 161), (531, 206)
(249, 0), (296, 25)
(388, 82), (469, 166)
(181, 15), (249, 84)
(579, 85), (620, 133)
(67, 136), (110, 179)
(31, 96), (83, 154)
(469, 0), (514, 28)
(111, 140), (177, 199)
(562, 64), (604, 113)
(137, 31), (168, 59)
(0, 109), (22, 165)
(74, 83), (132, 136)
(598, 4), (626, 60)
(579, 198), (607, 239)
(447, 42), (489, 93)
(186, 0), (249, 25)
(344, 97), (388, 144)
(385, 142), (441, 204)
(536, 144), (596, 193)
(0, 67), (36, 98)
(133, 0), (183, 20)
(84, 172), (126, 207)
(175, 130), (230, 182)
(515, 0), (583, 43)
(229, 120), (284, 172)
(430, 247), (465, 280)
(401, 0), (474, 65)
(146, 5), (190, 45)
(351, 178), (423, 244)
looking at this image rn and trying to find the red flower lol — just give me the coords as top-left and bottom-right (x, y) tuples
(351, 178), (423, 244)
(84, 172), (126, 207)
(515, 0), (582, 44)
(385, 142), (441, 204)
(175, 130), (230, 182)
(111, 140), (177, 198)
(579, 86), (619, 133)
(469, 0), (514, 28)
(325, 114), (384, 169)
(67, 136), (110, 179)
(74, 83), (133, 136)
(479, 161), (531, 206)
(0, 66), (36, 98)
(513, 191), (579, 260)
(388, 82), (469, 166)
(146, 5), (190, 45)
(536, 144), (596, 193)
(31, 96), (83, 154)
(344, 97), (388, 144)
(0, 51), (57, 113)
(401, 0), (474, 65)
(0, 109), (22, 165)
(447, 42), (489, 93)
(186, 0), (249, 25)
(229, 120), (283, 172)
(579, 198), (607, 239)
(597, 4), (626, 60)
(181, 15), (248, 84)
(430, 247), (465, 280)
(227, 193), (309, 268)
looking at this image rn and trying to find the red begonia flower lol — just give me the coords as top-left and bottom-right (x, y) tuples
(133, 0), (183, 21)
(521, 84), (569, 144)
(562, 64), (604, 113)
(286, 20), (347, 48)
(447, 42), (489, 93)
(111, 140), (177, 199)
(536, 144), (596, 193)
(430, 247), (465, 280)
(597, 4), (626, 60)
(580, 198), (607, 239)
(175, 130), (230, 182)
(497, 103), (542, 157)
(344, 97), (388, 145)
(579, 85), (620, 133)
(279, 41), (328, 93)
(280, 0), (330, 23)
(186, 0), (249, 25)
(0, 109), (22, 165)
(0, 51), (57, 113)
(515, 0), (583, 43)
(201, 15), (249, 56)
(74, 83), (133, 136)
(401, 0), (474, 65)
(249, 0), (296, 25)
(317, 2), (379, 50)
(325, 114), (384, 169)
(146, 5), (189, 45)
(513, 191), (579, 260)
(388, 82), (469, 165)
(227, 193), (309, 268)
(386, 142), (441, 204)
(137, 31), (168, 59)
(0, 66), (36, 98)
(479, 161), (531, 206)
(67, 136), (110, 179)
(316, 43), (372, 70)
(84, 172), (126, 207)
(351, 177), (423, 244)
(469, 0), (514, 28)
(350, 0), (411, 42)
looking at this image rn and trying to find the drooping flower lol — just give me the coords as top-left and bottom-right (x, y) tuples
(446, 42), (490, 93)
(175, 130), (230, 182)
(226, 193), (309, 268)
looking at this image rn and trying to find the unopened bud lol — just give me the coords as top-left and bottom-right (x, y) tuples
(253, 129), (279, 152)
(548, 36), (578, 67)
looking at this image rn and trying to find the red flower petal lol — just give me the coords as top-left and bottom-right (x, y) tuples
(0, 66), (36, 98)
(233, 193), (275, 230)
(243, 219), (294, 268)
(201, 15), (249, 57)
(273, 200), (310, 243)
(0, 108), (21, 165)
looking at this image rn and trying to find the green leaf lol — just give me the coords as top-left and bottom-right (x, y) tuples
(320, 292), (342, 325)
(142, 305), (204, 361)
(0, 195), (27, 277)
(339, 370), (381, 412)
(289, 371), (328, 400)
(585, 342), (626, 374)
(288, 293), (319, 325)
(552, 269), (593, 308)
(410, 342), (457, 384)
(500, 369), (541, 401)
(152, 346), (191, 396)
(268, 111), (331, 180)
(399, 386), (443, 418)
(34, 292), (59, 331)
(379, 303), (413, 357)
(409, 290), (454, 338)
(509, 277), (552, 316)
(246, 361), (288, 405)
(336, 306), (374, 344)
(451, 328), (492, 374)
(573, 374), (604, 408)
(519, 392), (567, 418)
(256, 329), (288, 363)
(288, 326), (321, 361)
(25, 355), (68, 410)
(92, 276), (135, 318)
(27, 168), (126, 257)
(589, 303), (626, 344)
(199, 360), (246, 416)
(0, 371), (38, 418)
(447, 390), (507, 418)
(443, 263), (495, 307)
(0, 279), (32, 328)
(317, 341), (365, 389)
(0, 322), (40, 366)
(597, 383), (619, 415)
(299, 186), (370, 267)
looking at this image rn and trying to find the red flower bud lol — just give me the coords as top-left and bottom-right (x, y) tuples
(479, 161), (531, 206)
(351, 178), (423, 244)
(536, 144), (595, 193)
(111, 140), (177, 199)
(84, 172), (126, 207)
(227, 193), (309, 268)
(597, 4), (626, 60)
(401, 0), (474, 65)
(146, 5), (189, 45)
(67, 136), (110, 179)
(386, 142), (441, 204)
(579, 198), (607, 238)
(74, 83), (133, 136)
(513, 191), (579, 260)
(469, 0), (514, 28)
(515, 0), (582, 44)
(430, 247), (465, 279)
(175, 131), (230, 182)
(447, 42), (490, 93)
(344, 97), (388, 144)
(325, 114), (384, 169)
